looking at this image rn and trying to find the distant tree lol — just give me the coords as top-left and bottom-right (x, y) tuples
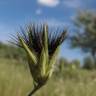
(56, 58), (69, 73)
(69, 11), (96, 65)
(82, 56), (95, 70)
(71, 59), (80, 69)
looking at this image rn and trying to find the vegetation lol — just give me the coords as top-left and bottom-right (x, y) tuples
(0, 42), (26, 61)
(12, 24), (67, 96)
(69, 11), (96, 69)
(1, 58), (96, 96)
(70, 11), (96, 54)
(82, 56), (95, 70)
(1, 10), (96, 96)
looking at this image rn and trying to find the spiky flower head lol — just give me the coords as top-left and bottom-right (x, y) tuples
(12, 24), (67, 95)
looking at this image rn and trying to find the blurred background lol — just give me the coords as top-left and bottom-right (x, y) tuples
(0, 0), (96, 96)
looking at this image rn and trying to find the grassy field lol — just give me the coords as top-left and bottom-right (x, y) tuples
(1, 58), (96, 96)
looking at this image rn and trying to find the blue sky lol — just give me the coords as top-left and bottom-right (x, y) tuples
(0, 0), (96, 61)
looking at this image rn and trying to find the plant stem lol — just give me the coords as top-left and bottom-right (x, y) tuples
(28, 85), (42, 96)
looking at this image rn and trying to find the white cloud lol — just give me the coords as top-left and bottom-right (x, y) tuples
(63, 0), (82, 9)
(36, 9), (42, 15)
(37, 0), (60, 7)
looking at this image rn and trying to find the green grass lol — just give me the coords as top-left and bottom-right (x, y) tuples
(1, 58), (96, 96)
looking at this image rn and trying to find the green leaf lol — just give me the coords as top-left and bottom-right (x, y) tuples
(42, 25), (49, 74)
(39, 48), (47, 76)
(43, 25), (48, 49)
(43, 25), (48, 62)
(47, 46), (60, 77)
(18, 35), (37, 65)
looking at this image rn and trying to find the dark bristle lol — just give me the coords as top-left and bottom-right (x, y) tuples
(11, 24), (67, 56)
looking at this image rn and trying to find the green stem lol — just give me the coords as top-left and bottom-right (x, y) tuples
(28, 85), (42, 96)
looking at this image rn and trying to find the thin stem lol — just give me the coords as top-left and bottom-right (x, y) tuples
(28, 85), (42, 96)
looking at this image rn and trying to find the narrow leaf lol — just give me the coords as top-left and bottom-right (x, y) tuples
(43, 25), (49, 72)
(18, 35), (37, 64)
(47, 46), (60, 77)
(39, 48), (47, 76)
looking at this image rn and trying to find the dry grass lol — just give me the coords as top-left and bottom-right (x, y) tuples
(0, 58), (96, 96)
